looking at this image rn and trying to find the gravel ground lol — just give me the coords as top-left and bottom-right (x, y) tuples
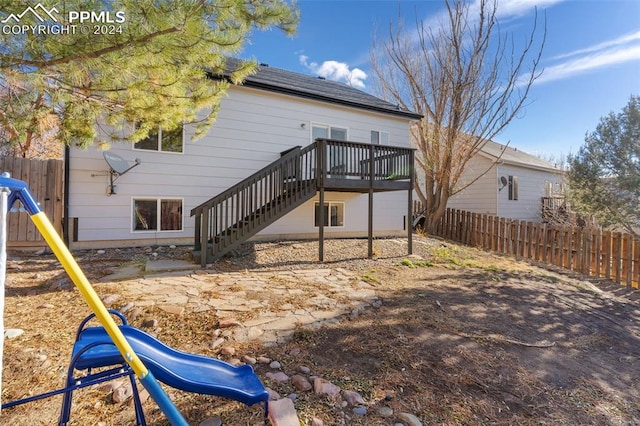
(3, 234), (639, 426)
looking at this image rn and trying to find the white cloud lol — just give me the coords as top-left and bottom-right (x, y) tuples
(551, 30), (640, 60)
(299, 55), (368, 89)
(422, 0), (564, 30)
(492, 0), (566, 19)
(536, 44), (640, 85)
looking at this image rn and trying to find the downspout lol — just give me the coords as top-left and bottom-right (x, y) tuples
(63, 145), (70, 247)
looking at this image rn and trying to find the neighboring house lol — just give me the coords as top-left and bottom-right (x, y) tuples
(66, 60), (421, 261)
(445, 140), (564, 222)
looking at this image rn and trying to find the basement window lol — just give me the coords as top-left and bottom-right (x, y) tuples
(133, 198), (183, 232)
(314, 202), (345, 228)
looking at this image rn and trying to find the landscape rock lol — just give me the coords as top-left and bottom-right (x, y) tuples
(269, 360), (282, 369)
(342, 390), (365, 406)
(266, 372), (290, 383)
(377, 406), (394, 417)
(4, 329), (24, 339)
(98, 380), (123, 393)
(220, 346), (236, 356)
(158, 304), (184, 315)
(112, 383), (133, 403)
(268, 398), (300, 426)
(352, 406), (367, 416)
(291, 375), (312, 392)
(313, 378), (341, 397)
(210, 337), (225, 349)
(242, 355), (257, 364)
(266, 387), (281, 400)
(398, 412), (423, 426)
(311, 418), (325, 426)
(102, 294), (120, 305)
(298, 365), (311, 374)
(142, 318), (158, 328)
(119, 302), (134, 313)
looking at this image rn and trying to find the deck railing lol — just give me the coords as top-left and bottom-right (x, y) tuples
(319, 139), (413, 181)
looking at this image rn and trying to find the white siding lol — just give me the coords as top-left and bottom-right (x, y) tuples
(68, 85), (414, 248)
(496, 164), (564, 222)
(261, 191), (410, 238)
(446, 155), (498, 215)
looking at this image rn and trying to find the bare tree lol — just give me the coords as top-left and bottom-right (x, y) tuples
(371, 0), (545, 232)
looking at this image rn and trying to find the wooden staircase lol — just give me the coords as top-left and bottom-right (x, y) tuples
(191, 139), (415, 266)
(191, 144), (318, 265)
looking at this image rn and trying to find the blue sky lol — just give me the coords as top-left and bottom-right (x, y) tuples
(239, 0), (640, 161)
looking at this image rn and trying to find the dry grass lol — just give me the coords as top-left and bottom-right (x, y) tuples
(2, 235), (640, 425)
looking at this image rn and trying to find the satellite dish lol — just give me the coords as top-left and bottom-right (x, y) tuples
(499, 176), (508, 191)
(104, 151), (133, 174)
(102, 152), (141, 195)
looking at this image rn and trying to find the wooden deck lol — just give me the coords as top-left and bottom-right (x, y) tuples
(192, 138), (415, 264)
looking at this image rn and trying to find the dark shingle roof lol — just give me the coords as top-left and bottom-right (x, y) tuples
(480, 140), (562, 173)
(219, 59), (422, 120)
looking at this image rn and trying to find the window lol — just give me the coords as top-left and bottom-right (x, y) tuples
(134, 126), (183, 153)
(371, 130), (389, 145)
(312, 124), (348, 172)
(314, 202), (344, 227)
(133, 198), (183, 232)
(508, 176), (518, 201)
(311, 124), (347, 142)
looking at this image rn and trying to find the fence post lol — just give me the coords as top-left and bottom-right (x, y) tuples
(624, 233), (633, 287)
(594, 228), (602, 278)
(612, 232), (622, 284)
(633, 237), (639, 289)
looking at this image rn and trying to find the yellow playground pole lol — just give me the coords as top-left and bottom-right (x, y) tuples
(1, 175), (188, 425)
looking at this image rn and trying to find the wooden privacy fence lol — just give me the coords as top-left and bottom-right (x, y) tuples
(0, 157), (64, 247)
(432, 208), (639, 289)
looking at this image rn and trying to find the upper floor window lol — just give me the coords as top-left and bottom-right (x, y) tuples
(312, 124), (347, 142)
(134, 126), (183, 153)
(371, 130), (389, 145)
(508, 175), (519, 201)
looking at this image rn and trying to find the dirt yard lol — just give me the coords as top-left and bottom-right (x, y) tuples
(2, 235), (639, 425)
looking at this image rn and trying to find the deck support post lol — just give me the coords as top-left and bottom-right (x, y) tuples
(368, 143), (374, 258)
(319, 187), (325, 262)
(318, 139), (325, 262)
(408, 149), (414, 255)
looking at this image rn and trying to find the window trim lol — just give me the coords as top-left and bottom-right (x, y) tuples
(371, 129), (390, 145)
(313, 201), (345, 228)
(132, 197), (184, 233)
(310, 123), (348, 142)
(132, 126), (185, 154)
(508, 175), (519, 201)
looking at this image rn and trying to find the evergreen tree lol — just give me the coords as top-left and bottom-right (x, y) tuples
(567, 95), (640, 237)
(0, 0), (298, 156)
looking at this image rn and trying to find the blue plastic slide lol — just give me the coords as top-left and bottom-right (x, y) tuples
(73, 324), (269, 408)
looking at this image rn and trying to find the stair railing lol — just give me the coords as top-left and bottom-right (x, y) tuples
(191, 143), (317, 265)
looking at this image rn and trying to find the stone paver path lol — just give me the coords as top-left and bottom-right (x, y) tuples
(103, 266), (380, 345)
